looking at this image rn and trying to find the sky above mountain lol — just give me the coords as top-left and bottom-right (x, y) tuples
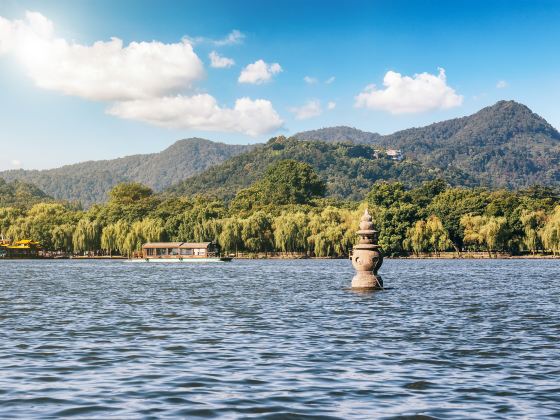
(0, 0), (559, 170)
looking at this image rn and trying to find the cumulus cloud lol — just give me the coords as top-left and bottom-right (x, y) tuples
(496, 80), (508, 89)
(355, 68), (463, 114)
(209, 51), (234, 68)
(11, 159), (22, 167)
(304, 76), (318, 84)
(238, 59), (282, 84)
(289, 100), (322, 120)
(0, 12), (284, 136)
(325, 76), (335, 84)
(327, 101), (336, 110)
(108, 95), (283, 136)
(0, 12), (204, 101)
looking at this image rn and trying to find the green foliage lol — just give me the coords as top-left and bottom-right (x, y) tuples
(378, 101), (560, 188)
(295, 102), (560, 189)
(231, 160), (325, 211)
(3, 101), (560, 210)
(460, 214), (509, 256)
(273, 212), (310, 254)
(427, 188), (490, 249)
(5, 203), (79, 250)
(0, 139), (251, 207)
(293, 126), (381, 144)
(0, 178), (52, 208)
(2, 177), (560, 258)
(73, 218), (101, 254)
(540, 206), (560, 255)
(109, 183), (153, 204)
(520, 210), (547, 253)
(404, 215), (452, 255)
(242, 212), (274, 253)
(170, 137), (471, 201)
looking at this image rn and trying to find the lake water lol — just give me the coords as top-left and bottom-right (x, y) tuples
(1, 259), (559, 419)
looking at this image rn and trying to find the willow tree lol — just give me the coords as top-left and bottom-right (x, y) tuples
(73, 219), (101, 255)
(540, 206), (560, 255)
(480, 216), (508, 256)
(307, 207), (354, 257)
(52, 224), (74, 253)
(520, 210), (546, 254)
(404, 220), (428, 255)
(461, 214), (508, 257)
(425, 215), (452, 254)
(0, 207), (23, 237)
(6, 203), (76, 250)
(194, 219), (222, 243)
(122, 218), (164, 257)
(273, 211), (310, 255)
(460, 214), (486, 251)
(242, 211), (274, 254)
(219, 218), (243, 256)
(100, 220), (130, 256)
(404, 215), (451, 255)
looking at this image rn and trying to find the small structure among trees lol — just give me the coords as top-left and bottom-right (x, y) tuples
(0, 239), (41, 258)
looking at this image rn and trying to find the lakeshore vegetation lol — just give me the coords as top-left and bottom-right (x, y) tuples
(1, 159), (560, 258)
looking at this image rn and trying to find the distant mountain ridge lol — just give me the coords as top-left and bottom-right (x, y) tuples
(294, 101), (560, 188)
(2, 101), (559, 205)
(0, 138), (251, 207)
(293, 126), (381, 144)
(168, 137), (475, 200)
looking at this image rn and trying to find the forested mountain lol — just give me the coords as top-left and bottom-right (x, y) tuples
(293, 126), (381, 144)
(0, 139), (251, 207)
(294, 101), (560, 188)
(378, 101), (560, 188)
(168, 136), (474, 200)
(2, 101), (558, 206)
(0, 178), (51, 208)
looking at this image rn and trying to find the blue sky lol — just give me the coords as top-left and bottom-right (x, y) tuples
(0, 0), (559, 170)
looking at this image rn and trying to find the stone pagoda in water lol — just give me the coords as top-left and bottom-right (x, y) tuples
(351, 209), (383, 289)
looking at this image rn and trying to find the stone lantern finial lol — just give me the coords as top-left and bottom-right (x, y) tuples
(351, 208), (383, 288)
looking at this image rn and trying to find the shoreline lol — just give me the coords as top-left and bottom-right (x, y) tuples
(3, 253), (559, 261)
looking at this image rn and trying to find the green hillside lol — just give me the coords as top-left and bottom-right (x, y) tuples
(0, 178), (52, 208)
(293, 126), (381, 144)
(378, 101), (560, 188)
(0, 138), (251, 207)
(2, 101), (558, 206)
(168, 136), (474, 200)
(294, 101), (560, 188)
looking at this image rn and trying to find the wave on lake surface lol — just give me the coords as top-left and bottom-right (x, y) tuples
(1, 259), (559, 419)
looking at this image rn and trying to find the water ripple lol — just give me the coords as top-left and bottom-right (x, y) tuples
(1, 259), (559, 418)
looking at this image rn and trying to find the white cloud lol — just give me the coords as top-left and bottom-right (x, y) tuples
(304, 76), (317, 84)
(108, 95), (283, 136)
(0, 12), (205, 101)
(209, 51), (234, 68)
(0, 12), (285, 136)
(355, 68), (463, 114)
(185, 29), (245, 46)
(213, 29), (245, 46)
(11, 159), (22, 167)
(327, 101), (336, 110)
(496, 80), (508, 89)
(238, 59), (282, 84)
(289, 100), (322, 120)
(325, 76), (335, 84)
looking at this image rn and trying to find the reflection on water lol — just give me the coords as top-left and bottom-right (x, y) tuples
(1, 259), (559, 418)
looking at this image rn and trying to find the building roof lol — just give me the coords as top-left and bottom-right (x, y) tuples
(142, 242), (212, 249)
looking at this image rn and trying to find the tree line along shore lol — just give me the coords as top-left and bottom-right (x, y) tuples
(1, 160), (560, 259)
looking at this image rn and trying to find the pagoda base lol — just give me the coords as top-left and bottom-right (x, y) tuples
(352, 272), (383, 289)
